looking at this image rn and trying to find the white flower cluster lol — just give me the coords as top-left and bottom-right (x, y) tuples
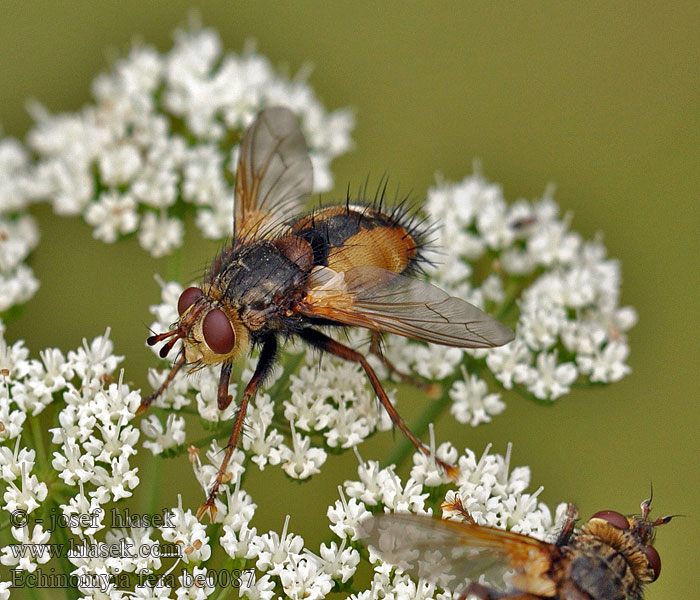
(147, 443), (558, 600)
(0, 316), (561, 599)
(0, 329), (145, 579)
(342, 444), (566, 600)
(0, 139), (40, 313)
(374, 172), (636, 428)
(12, 26), (352, 257)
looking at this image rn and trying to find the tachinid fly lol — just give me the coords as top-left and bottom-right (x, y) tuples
(141, 106), (514, 520)
(359, 496), (672, 600)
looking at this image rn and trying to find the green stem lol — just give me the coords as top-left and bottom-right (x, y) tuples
(29, 417), (49, 479)
(49, 499), (81, 600)
(166, 239), (184, 283)
(144, 453), (162, 514)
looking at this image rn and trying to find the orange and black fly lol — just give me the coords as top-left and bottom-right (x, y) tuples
(140, 107), (514, 519)
(359, 496), (672, 600)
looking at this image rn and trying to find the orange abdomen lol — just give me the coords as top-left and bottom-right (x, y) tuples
(291, 204), (421, 275)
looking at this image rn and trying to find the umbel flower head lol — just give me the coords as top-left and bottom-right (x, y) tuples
(0, 21), (637, 600)
(21, 26), (353, 257)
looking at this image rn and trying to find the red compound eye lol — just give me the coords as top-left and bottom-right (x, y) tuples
(203, 309), (235, 354)
(178, 287), (203, 315)
(644, 545), (661, 581)
(590, 510), (630, 530)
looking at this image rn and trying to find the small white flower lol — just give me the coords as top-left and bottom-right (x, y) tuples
(0, 524), (51, 572)
(279, 557), (333, 600)
(194, 192), (234, 239)
(241, 394), (284, 470)
(92, 379), (141, 425)
(84, 190), (139, 243)
(194, 441), (245, 506)
(52, 438), (95, 485)
(449, 367), (505, 426)
(519, 305), (566, 351)
(66, 328), (123, 382)
(219, 479), (257, 532)
(0, 439), (35, 482)
(182, 144), (227, 206)
(410, 426), (458, 487)
(91, 454), (140, 502)
(84, 420), (139, 463)
(160, 495), (211, 564)
(0, 581), (10, 600)
(240, 573), (275, 600)
(485, 339), (532, 390)
(250, 515), (304, 575)
(0, 389), (27, 442)
(0, 263), (40, 313)
(309, 539), (360, 584)
(138, 210), (184, 257)
(98, 143), (143, 185)
(141, 413), (186, 454)
(0, 215), (39, 272)
(0, 137), (33, 212)
(131, 581), (174, 599)
(105, 526), (162, 574)
(60, 486), (105, 536)
(527, 351), (578, 400)
(2, 463), (48, 514)
(328, 487), (371, 540)
(0, 335), (31, 379)
(220, 523), (259, 561)
(379, 471), (429, 513)
(146, 366), (191, 410)
(476, 196), (514, 250)
(279, 423), (327, 479)
(576, 340), (631, 383)
(481, 273), (505, 303)
(176, 565), (216, 600)
(131, 140), (184, 209)
(344, 454), (392, 507)
(410, 344), (463, 381)
(527, 218), (581, 266)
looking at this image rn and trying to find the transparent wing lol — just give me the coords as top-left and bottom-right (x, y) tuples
(358, 513), (557, 595)
(234, 106), (313, 240)
(301, 266), (514, 348)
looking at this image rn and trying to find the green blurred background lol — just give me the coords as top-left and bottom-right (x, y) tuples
(1, 2), (697, 598)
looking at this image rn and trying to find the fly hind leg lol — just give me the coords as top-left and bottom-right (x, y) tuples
(299, 328), (459, 480)
(369, 331), (441, 397)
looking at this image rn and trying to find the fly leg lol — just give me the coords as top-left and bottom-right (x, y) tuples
(137, 354), (187, 415)
(217, 360), (234, 410)
(369, 331), (440, 395)
(457, 582), (527, 600)
(440, 494), (477, 524)
(299, 328), (459, 480)
(555, 503), (579, 546)
(197, 334), (277, 522)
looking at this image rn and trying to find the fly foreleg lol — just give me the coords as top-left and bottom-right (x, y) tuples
(137, 354), (187, 415)
(197, 334), (277, 522)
